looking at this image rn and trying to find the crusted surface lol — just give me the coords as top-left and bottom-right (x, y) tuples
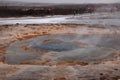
(0, 24), (120, 79)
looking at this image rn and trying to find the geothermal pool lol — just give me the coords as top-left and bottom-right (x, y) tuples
(5, 34), (120, 64)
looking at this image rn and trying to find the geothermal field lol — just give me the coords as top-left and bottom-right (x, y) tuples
(0, 11), (120, 80)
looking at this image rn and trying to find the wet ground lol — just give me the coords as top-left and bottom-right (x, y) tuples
(0, 12), (120, 26)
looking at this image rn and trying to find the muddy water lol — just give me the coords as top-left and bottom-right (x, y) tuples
(5, 34), (120, 64)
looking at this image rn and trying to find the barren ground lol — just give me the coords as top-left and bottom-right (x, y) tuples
(0, 24), (120, 80)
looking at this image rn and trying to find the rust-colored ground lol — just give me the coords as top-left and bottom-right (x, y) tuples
(0, 24), (120, 80)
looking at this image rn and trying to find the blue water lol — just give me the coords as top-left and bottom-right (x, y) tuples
(31, 41), (81, 52)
